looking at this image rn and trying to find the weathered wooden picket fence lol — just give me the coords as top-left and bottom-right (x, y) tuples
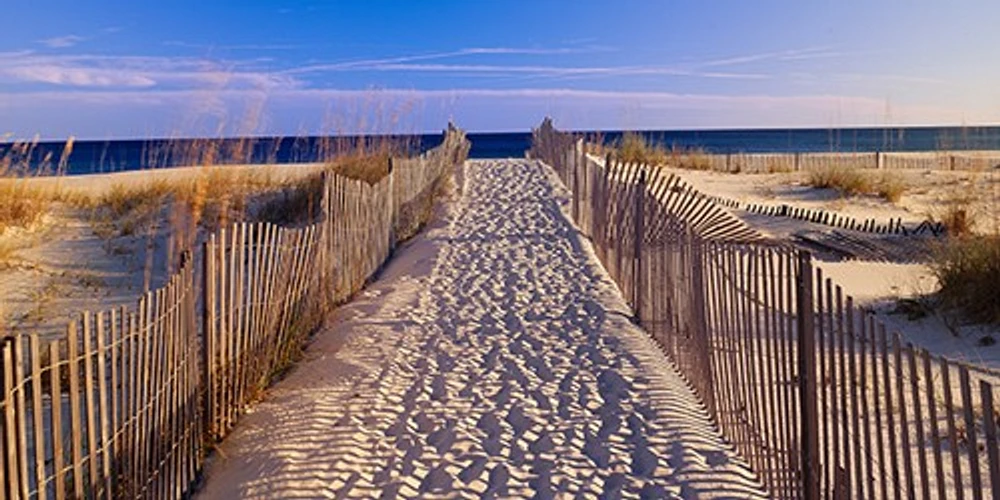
(533, 120), (1000, 500)
(590, 147), (1000, 174)
(0, 125), (470, 499)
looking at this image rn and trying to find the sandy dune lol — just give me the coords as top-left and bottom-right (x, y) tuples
(196, 160), (765, 499)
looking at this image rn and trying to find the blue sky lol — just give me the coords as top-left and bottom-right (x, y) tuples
(1, 1), (998, 139)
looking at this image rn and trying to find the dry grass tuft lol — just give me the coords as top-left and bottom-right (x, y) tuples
(615, 132), (669, 166)
(329, 153), (391, 184)
(605, 132), (714, 171)
(875, 172), (908, 203)
(933, 188), (976, 237)
(931, 235), (1000, 324)
(1, 135), (78, 233)
(808, 165), (907, 202)
(0, 238), (17, 264)
(672, 147), (713, 171)
(0, 181), (52, 233)
(808, 165), (872, 196)
(255, 173), (325, 226)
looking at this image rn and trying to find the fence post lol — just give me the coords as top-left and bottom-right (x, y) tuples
(387, 157), (396, 255)
(201, 237), (215, 441)
(797, 251), (821, 499)
(634, 168), (646, 321)
(572, 140), (581, 224)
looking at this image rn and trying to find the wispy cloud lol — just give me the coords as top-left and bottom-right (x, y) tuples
(699, 46), (842, 67)
(163, 40), (305, 51)
(278, 45), (847, 83)
(0, 52), (297, 89)
(349, 62), (767, 80)
(37, 35), (87, 48)
(1, 87), (984, 138)
(0, 86), (890, 109)
(282, 46), (605, 75)
(6, 65), (155, 87)
(833, 73), (950, 85)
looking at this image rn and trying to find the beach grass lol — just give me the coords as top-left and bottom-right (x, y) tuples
(932, 235), (1000, 324)
(615, 131), (669, 166)
(0, 181), (52, 233)
(607, 131), (715, 171)
(807, 165), (872, 195)
(807, 165), (907, 202)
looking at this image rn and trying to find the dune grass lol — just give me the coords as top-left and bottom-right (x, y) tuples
(615, 132), (669, 166)
(608, 131), (715, 170)
(807, 165), (907, 202)
(807, 165), (872, 195)
(1, 136), (73, 234)
(0, 182), (52, 233)
(931, 235), (1000, 324)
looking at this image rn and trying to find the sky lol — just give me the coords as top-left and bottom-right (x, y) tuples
(1, 1), (999, 139)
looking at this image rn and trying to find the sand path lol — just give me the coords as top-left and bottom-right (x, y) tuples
(196, 159), (765, 499)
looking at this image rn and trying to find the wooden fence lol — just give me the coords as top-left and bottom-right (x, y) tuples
(586, 148), (1000, 174)
(533, 120), (1000, 499)
(1, 257), (200, 499)
(0, 126), (470, 499)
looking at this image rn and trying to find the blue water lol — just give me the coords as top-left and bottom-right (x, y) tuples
(4, 126), (1000, 176)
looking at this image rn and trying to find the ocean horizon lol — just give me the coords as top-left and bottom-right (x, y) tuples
(4, 125), (1000, 176)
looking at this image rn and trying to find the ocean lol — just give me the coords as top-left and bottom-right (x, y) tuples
(4, 126), (1000, 176)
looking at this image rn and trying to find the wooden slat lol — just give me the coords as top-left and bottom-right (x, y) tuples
(96, 312), (112, 498)
(882, 324), (902, 500)
(922, 350), (947, 500)
(1, 345), (6, 500)
(960, 366), (984, 500)
(66, 322), (85, 497)
(872, 317), (889, 500)
(2, 341), (20, 498)
(49, 341), (66, 500)
(981, 381), (1000, 500)
(847, 299), (862, 498)
(82, 312), (100, 495)
(29, 335), (47, 500)
(908, 343), (930, 500)
(892, 334), (916, 498)
(13, 335), (29, 499)
(203, 235), (217, 441)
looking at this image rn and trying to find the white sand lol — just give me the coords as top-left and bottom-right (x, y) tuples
(196, 160), (765, 499)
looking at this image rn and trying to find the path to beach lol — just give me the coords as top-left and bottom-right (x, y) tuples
(196, 160), (766, 499)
